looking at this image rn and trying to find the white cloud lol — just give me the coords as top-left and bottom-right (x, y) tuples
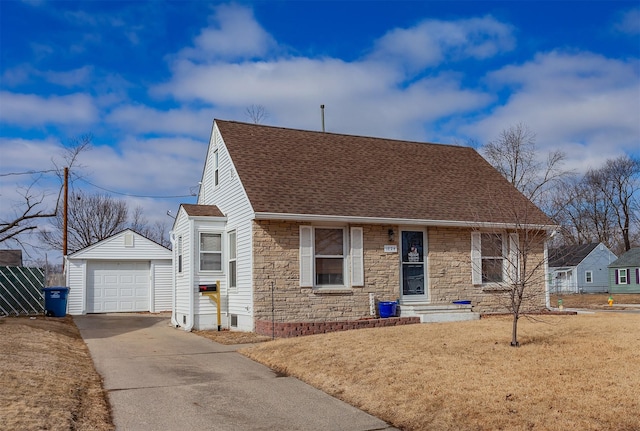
(177, 4), (277, 62)
(368, 16), (515, 71)
(105, 104), (215, 137)
(0, 91), (98, 126)
(464, 51), (640, 171)
(614, 7), (640, 35)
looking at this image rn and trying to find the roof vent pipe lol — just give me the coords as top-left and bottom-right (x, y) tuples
(320, 104), (325, 132)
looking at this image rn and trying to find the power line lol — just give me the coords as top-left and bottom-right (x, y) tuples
(0, 169), (60, 177)
(77, 178), (196, 199)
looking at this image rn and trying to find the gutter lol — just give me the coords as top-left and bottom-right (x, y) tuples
(185, 218), (195, 332)
(254, 212), (556, 231)
(169, 231), (179, 328)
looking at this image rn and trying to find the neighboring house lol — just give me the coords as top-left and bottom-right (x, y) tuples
(609, 248), (640, 294)
(548, 243), (617, 293)
(171, 120), (553, 335)
(65, 229), (172, 315)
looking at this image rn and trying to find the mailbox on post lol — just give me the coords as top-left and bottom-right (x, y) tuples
(198, 284), (218, 292)
(199, 281), (221, 331)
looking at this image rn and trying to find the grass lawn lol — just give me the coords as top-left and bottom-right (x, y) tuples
(241, 312), (640, 431)
(0, 315), (113, 431)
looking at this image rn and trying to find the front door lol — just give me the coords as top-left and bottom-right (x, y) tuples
(401, 230), (427, 302)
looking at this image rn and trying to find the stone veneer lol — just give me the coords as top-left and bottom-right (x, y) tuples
(252, 221), (547, 333)
(255, 316), (421, 338)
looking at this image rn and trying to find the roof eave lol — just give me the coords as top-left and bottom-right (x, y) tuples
(254, 212), (556, 231)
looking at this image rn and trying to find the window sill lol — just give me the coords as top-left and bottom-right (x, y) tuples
(312, 287), (353, 295)
(481, 284), (511, 292)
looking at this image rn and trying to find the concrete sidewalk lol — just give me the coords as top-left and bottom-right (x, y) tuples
(74, 314), (396, 431)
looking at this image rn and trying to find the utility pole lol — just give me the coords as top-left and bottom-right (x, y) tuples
(62, 167), (68, 268)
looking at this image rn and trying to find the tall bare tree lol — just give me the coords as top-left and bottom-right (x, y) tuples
(472, 196), (553, 347)
(0, 136), (91, 254)
(41, 191), (129, 253)
(245, 104), (269, 124)
(551, 155), (639, 254)
(480, 123), (573, 213)
(585, 155), (639, 252)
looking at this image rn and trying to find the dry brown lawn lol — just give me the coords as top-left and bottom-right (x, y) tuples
(241, 312), (640, 431)
(0, 315), (113, 431)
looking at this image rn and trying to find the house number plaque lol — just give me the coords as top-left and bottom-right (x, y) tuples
(384, 245), (398, 253)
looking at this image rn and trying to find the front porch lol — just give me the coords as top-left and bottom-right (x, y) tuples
(399, 302), (480, 323)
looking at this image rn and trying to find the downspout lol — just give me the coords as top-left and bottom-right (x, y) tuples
(169, 231), (179, 327)
(185, 218), (196, 331)
(544, 239), (551, 309)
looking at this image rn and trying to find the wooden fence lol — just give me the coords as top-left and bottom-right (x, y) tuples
(0, 266), (45, 316)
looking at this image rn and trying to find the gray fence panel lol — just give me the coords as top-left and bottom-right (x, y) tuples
(0, 266), (45, 316)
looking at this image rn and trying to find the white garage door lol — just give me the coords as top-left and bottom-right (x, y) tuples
(87, 261), (149, 313)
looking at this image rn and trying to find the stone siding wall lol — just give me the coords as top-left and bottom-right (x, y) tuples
(427, 227), (547, 313)
(252, 221), (399, 323)
(252, 222), (547, 324)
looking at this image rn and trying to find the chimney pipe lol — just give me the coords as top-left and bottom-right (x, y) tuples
(320, 104), (325, 132)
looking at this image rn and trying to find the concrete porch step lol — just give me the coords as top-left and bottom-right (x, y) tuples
(399, 303), (480, 323)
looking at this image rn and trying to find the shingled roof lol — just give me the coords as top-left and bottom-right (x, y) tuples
(548, 243), (599, 267)
(181, 204), (225, 218)
(216, 120), (552, 226)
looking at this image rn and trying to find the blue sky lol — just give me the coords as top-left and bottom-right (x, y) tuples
(1, 0), (639, 260)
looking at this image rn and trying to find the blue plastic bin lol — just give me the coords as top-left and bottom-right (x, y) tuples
(378, 301), (397, 318)
(43, 287), (69, 317)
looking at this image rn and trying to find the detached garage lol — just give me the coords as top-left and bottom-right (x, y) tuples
(65, 229), (172, 315)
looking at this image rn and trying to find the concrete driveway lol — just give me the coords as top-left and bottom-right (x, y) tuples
(74, 313), (396, 431)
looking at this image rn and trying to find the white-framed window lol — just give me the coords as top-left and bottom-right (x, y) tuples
(228, 230), (237, 289)
(177, 236), (183, 274)
(199, 232), (222, 272)
(213, 149), (219, 187)
(300, 226), (364, 288)
(585, 270), (593, 283)
(471, 232), (519, 285)
(617, 268), (628, 285)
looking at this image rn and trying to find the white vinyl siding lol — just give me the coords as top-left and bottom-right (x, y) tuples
(65, 230), (171, 315)
(193, 124), (255, 331)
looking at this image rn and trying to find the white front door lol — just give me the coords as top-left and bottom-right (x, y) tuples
(400, 229), (428, 302)
(87, 261), (149, 313)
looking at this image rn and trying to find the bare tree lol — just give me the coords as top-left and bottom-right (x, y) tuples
(550, 155), (639, 254)
(41, 191), (129, 253)
(41, 192), (171, 252)
(586, 156), (639, 252)
(0, 136), (91, 254)
(472, 191), (554, 347)
(480, 123), (573, 212)
(129, 206), (171, 248)
(245, 104), (269, 124)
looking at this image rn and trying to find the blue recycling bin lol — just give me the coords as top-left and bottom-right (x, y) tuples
(378, 301), (397, 318)
(43, 287), (69, 317)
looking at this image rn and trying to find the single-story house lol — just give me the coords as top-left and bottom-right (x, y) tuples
(548, 243), (616, 293)
(171, 120), (553, 336)
(65, 229), (172, 315)
(609, 248), (640, 293)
